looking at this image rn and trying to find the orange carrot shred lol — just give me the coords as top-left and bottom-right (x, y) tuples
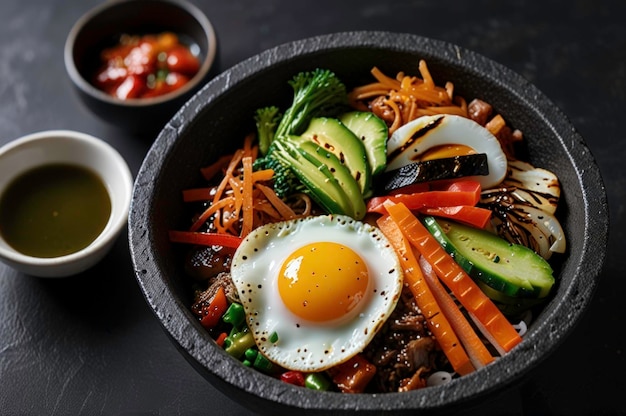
(240, 156), (254, 238)
(200, 154), (233, 181)
(256, 183), (297, 220)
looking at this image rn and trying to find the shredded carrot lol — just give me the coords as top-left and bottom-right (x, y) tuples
(178, 135), (310, 239)
(384, 201), (523, 354)
(377, 214), (475, 376)
(240, 156), (254, 238)
(189, 197), (235, 232)
(256, 183), (297, 220)
(348, 60), (469, 134)
(418, 255), (495, 369)
(200, 154), (233, 182)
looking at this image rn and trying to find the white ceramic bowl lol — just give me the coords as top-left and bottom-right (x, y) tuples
(0, 130), (133, 277)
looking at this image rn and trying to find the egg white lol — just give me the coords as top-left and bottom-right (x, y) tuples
(230, 214), (403, 372)
(386, 114), (508, 189)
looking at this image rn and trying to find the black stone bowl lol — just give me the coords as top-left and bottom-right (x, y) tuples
(129, 32), (609, 415)
(64, 0), (218, 136)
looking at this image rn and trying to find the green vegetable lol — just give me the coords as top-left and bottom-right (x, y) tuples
(222, 302), (246, 331)
(298, 140), (366, 219)
(252, 351), (274, 372)
(272, 140), (359, 218)
(255, 106), (281, 156)
(243, 348), (274, 372)
(274, 69), (348, 139)
(253, 69), (348, 199)
(224, 327), (256, 359)
(476, 280), (547, 317)
(422, 216), (555, 299)
(297, 117), (372, 197)
(305, 373), (331, 391)
(339, 111), (388, 176)
(253, 153), (306, 198)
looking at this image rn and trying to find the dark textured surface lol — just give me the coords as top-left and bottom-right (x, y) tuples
(0, 1), (623, 415)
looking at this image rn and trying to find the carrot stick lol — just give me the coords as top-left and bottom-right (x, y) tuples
(256, 183), (297, 220)
(384, 201), (523, 354)
(251, 169), (274, 182)
(371, 67), (401, 90)
(189, 196), (235, 232)
(240, 156), (254, 238)
(212, 149), (244, 206)
(417, 255), (494, 369)
(200, 154), (233, 182)
(377, 215), (475, 376)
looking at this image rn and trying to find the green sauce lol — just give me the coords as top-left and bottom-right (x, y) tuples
(0, 163), (111, 258)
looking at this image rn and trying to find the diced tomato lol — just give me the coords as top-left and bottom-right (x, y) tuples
(166, 46), (201, 76)
(280, 370), (306, 387)
(92, 32), (200, 100)
(199, 286), (228, 329)
(114, 74), (145, 99)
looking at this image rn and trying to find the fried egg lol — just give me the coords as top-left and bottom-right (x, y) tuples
(230, 214), (403, 372)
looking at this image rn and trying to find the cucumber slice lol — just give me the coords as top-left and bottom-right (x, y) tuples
(339, 111), (388, 176)
(422, 216), (555, 299)
(476, 280), (547, 317)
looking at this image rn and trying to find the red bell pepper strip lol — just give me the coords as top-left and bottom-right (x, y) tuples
(168, 230), (242, 249)
(419, 205), (492, 229)
(367, 180), (482, 214)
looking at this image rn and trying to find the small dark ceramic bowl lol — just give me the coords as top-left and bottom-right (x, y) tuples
(64, 0), (217, 135)
(129, 32), (609, 415)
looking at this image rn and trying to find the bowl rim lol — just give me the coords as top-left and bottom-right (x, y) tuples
(0, 129), (133, 277)
(63, 0), (217, 108)
(130, 30), (609, 413)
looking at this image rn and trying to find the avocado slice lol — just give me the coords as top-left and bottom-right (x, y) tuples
(297, 117), (372, 198)
(272, 140), (358, 219)
(339, 111), (388, 176)
(299, 140), (366, 220)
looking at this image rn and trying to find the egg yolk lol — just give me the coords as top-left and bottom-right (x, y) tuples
(418, 143), (476, 161)
(278, 242), (369, 323)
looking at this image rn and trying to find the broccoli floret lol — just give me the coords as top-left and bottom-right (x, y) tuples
(255, 106), (281, 156)
(253, 143), (306, 198)
(275, 68), (348, 139)
(253, 69), (348, 198)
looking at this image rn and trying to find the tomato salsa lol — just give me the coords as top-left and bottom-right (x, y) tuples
(93, 32), (201, 100)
